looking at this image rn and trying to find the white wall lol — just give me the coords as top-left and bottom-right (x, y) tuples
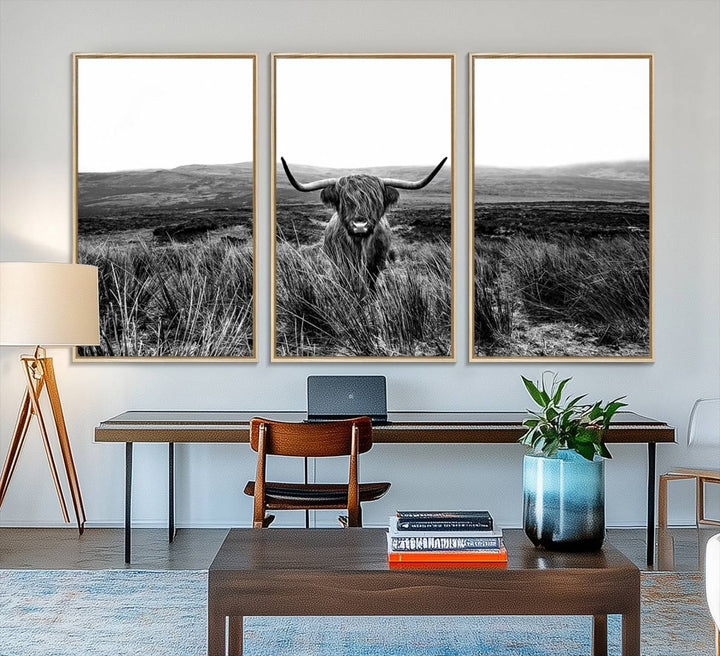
(1, 0), (718, 530)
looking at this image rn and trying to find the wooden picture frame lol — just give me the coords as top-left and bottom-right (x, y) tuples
(72, 53), (258, 361)
(469, 54), (653, 362)
(271, 54), (455, 362)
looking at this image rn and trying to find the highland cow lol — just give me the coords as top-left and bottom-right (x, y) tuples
(281, 156), (447, 292)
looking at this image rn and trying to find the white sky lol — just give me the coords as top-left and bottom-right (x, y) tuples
(473, 57), (650, 168)
(78, 57), (254, 172)
(276, 57), (451, 168)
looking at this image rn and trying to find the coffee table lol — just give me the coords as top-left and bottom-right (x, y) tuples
(208, 528), (640, 656)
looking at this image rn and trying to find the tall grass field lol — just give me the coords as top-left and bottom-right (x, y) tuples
(474, 233), (649, 357)
(78, 240), (253, 357)
(473, 161), (651, 358)
(76, 163), (255, 358)
(275, 240), (451, 357)
(274, 163), (453, 358)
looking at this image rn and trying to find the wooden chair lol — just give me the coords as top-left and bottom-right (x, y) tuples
(658, 398), (720, 529)
(243, 417), (390, 528)
(658, 468), (720, 528)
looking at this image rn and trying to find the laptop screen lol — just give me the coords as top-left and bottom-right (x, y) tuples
(307, 375), (387, 422)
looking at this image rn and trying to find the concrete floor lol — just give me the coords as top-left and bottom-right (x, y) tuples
(0, 526), (716, 571)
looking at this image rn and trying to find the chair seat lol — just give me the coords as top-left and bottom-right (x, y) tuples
(665, 467), (720, 480)
(243, 481), (390, 509)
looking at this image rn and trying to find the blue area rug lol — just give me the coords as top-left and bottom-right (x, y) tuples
(0, 569), (714, 655)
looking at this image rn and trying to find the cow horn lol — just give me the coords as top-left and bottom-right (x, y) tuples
(281, 157), (337, 192)
(381, 157), (448, 190)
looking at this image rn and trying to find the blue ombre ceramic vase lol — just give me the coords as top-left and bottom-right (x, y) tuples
(523, 448), (606, 551)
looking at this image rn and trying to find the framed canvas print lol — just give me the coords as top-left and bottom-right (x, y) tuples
(73, 54), (257, 360)
(470, 54), (653, 362)
(272, 54), (455, 361)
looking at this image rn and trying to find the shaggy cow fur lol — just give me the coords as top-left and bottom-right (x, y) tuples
(281, 157), (446, 294)
(320, 175), (399, 292)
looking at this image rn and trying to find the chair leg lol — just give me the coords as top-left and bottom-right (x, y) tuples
(658, 475), (669, 528)
(697, 477), (704, 527)
(347, 505), (362, 527)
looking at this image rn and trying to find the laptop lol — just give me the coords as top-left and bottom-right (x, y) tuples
(306, 375), (389, 425)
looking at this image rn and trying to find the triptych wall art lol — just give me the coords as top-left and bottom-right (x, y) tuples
(73, 54), (257, 361)
(470, 54), (653, 362)
(272, 55), (454, 361)
(72, 53), (652, 363)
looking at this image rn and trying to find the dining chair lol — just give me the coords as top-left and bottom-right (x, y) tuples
(243, 416), (391, 528)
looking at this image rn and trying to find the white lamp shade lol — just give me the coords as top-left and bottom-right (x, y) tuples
(0, 262), (100, 346)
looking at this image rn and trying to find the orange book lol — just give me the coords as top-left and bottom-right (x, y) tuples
(388, 545), (507, 564)
(389, 560), (507, 569)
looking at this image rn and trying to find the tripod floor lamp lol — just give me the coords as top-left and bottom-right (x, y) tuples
(0, 262), (99, 533)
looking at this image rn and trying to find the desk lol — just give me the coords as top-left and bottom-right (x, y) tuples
(94, 411), (675, 564)
(207, 527), (641, 656)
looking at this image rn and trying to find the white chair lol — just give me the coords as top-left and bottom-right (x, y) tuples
(707, 533), (720, 656)
(659, 398), (720, 528)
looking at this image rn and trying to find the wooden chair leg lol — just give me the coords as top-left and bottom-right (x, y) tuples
(697, 476), (704, 527)
(658, 474), (669, 528)
(699, 479), (720, 526)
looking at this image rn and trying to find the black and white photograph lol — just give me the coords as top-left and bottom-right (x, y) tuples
(471, 54), (653, 360)
(272, 55), (454, 360)
(73, 54), (256, 360)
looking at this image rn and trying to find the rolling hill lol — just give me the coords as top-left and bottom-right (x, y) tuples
(474, 160), (649, 203)
(77, 163), (255, 216)
(78, 160), (453, 219)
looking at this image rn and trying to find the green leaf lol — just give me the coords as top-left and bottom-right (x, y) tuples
(587, 403), (603, 421)
(576, 442), (595, 461)
(566, 394), (587, 409)
(522, 376), (547, 407)
(575, 430), (594, 443)
(518, 372), (624, 461)
(552, 377), (571, 404)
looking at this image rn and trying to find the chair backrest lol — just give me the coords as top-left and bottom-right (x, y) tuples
(249, 417), (373, 457)
(688, 398), (720, 447)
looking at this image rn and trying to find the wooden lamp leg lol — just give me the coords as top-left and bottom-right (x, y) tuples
(21, 356), (71, 523)
(0, 351), (86, 534)
(0, 390), (34, 506)
(42, 357), (86, 532)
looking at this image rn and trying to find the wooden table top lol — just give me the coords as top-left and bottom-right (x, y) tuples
(209, 527), (636, 574)
(95, 410), (675, 444)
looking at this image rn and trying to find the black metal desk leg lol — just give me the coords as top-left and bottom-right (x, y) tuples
(647, 442), (656, 566)
(125, 442), (133, 564)
(169, 443), (175, 542)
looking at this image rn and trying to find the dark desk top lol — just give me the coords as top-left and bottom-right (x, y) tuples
(95, 410), (675, 444)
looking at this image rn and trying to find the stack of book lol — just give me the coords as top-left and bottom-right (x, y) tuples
(387, 510), (507, 567)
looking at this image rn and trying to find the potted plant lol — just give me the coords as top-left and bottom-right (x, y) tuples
(519, 372), (626, 551)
